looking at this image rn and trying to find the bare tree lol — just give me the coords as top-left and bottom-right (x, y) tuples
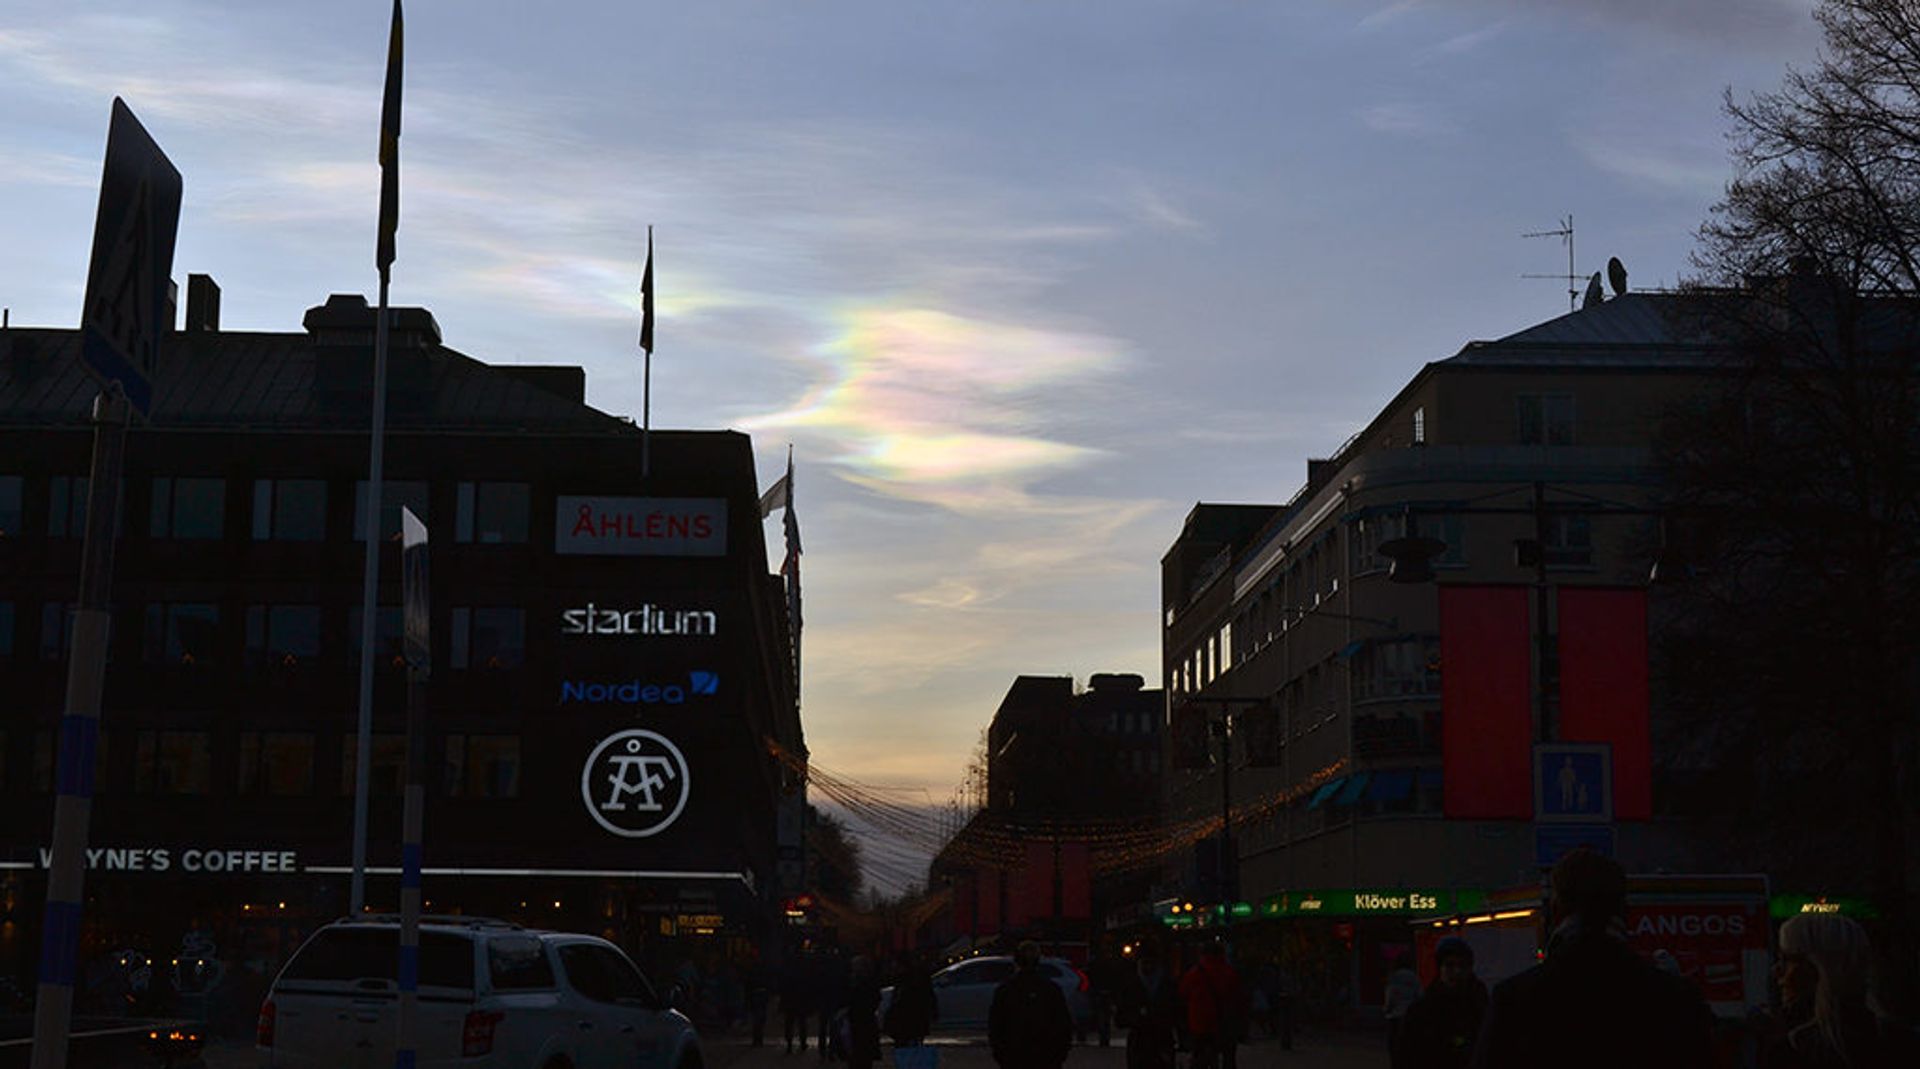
(1673, 0), (1920, 1016)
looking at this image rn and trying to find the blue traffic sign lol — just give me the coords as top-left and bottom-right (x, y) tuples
(1534, 743), (1612, 822)
(79, 99), (182, 419)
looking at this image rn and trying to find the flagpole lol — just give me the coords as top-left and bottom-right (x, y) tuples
(640, 225), (653, 480)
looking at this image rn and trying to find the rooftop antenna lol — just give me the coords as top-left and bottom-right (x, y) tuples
(1522, 214), (1578, 313)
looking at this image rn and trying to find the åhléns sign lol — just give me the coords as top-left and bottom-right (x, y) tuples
(556, 496), (727, 557)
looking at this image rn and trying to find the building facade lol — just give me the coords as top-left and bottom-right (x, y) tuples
(1157, 292), (1722, 1004)
(0, 284), (804, 1007)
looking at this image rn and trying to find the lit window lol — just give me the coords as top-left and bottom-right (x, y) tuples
(1412, 406), (1426, 445)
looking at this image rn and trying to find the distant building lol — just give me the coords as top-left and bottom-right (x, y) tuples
(931, 672), (1164, 950)
(1156, 291), (1727, 1005)
(0, 282), (804, 991)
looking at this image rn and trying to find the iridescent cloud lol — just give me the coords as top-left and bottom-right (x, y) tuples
(749, 305), (1123, 510)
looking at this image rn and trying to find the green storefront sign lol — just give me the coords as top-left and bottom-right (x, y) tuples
(1256, 888), (1490, 918)
(1769, 894), (1877, 920)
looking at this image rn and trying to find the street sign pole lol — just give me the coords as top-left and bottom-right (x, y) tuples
(32, 97), (179, 1069)
(396, 506), (429, 1069)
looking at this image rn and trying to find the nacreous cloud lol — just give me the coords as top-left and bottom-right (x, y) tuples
(748, 305), (1124, 512)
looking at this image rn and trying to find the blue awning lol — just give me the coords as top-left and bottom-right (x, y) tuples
(1306, 777), (1346, 809)
(1335, 772), (1372, 805)
(1366, 769), (1414, 802)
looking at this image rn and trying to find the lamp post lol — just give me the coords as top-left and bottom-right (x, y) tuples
(1176, 694), (1268, 939)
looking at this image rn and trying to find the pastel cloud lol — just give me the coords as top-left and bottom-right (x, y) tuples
(749, 305), (1124, 511)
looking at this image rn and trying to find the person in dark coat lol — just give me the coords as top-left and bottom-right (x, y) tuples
(1402, 937), (1488, 1069)
(845, 955), (883, 1069)
(989, 941), (1073, 1069)
(1471, 849), (1715, 1069)
(782, 950), (816, 1053)
(817, 949), (850, 1061)
(1117, 944), (1181, 1069)
(885, 952), (938, 1048)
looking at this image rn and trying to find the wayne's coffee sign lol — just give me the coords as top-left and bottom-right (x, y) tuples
(556, 496), (727, 557)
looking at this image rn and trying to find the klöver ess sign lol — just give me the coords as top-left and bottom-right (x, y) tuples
(561, 604), (718, 637)
(556, 496), (726, 556)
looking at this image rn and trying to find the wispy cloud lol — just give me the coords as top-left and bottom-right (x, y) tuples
(1573, 133), (1728, 198)
(1358, 1), (1426, 32)
(1360, 101), (1458, 138)
(1435, 21), (1505, 55)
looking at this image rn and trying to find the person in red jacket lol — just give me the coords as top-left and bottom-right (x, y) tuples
(1179, 940), (1248, 1069)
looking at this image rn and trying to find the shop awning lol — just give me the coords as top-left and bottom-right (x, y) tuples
(1366, 769), (1414, 801)
(1306, 777), (1346, 809)
(1335, 772), (1372, 805)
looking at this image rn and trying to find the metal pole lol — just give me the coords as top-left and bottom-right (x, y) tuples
(31, 387), (130, 1069)
(350, 273), (393, 915)
(1533, 481), (1554, 742)
(1219, 716), (1234, 926)
(396, 659), (426, 1068)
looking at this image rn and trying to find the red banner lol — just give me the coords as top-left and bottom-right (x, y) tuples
(1059, 842), (1091, 920)
(1557, 587), (1652, 820)
(976, 868), (1001, 933)
(1009, 842), (1054, 927)
(1440, 585), (1534, 819)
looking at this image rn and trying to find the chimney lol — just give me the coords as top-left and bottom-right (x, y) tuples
(305, 294), (442, 410)
(185, 274), (221, 332)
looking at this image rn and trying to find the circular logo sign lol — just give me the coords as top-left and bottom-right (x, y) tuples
(580, 729), (691, 838)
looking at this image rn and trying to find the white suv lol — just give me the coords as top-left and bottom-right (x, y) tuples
(258, 916), (700, 1069)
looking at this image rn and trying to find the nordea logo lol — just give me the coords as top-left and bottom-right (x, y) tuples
(562, 672), (718, 706)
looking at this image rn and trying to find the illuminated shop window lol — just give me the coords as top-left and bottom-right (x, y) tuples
(133, 730), (211, 795)
(340, 733), (406, 796)
(238, 732), (316, 796)
(150, 477), (226, 539)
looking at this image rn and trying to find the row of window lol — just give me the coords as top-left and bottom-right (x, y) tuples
(0, 476), (531, 544)
(0, 601), (523, 669)
(0, 729), (522, 798)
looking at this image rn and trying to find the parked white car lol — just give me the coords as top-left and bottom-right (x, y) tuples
(259, 915), (700, 1069)
(880, 954), (1091, 1031)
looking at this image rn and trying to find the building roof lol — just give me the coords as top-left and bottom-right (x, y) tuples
(1443, 292), (1723, 369)
(0, 297), (629, 434)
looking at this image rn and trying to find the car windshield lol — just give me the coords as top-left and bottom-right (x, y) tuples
(281, 928), (475, 989)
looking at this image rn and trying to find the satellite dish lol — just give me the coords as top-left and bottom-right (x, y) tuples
(1608, 256), (1628, 296)
(1582, 272), (1604, 310)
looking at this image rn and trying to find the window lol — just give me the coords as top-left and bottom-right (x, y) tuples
(488, 937), (556, 990)
(48, 476), (85, 537)
(1544, 513), (1593, 566)
(1351, 512), (1406, 575)
(1517, 393), (1576, 446)
(0, 475), (20, 537)
(559, 944), (652, 1006)
(252, 479), (327, 541)
(1354, 638), (1442, 702)
(0, 602), (12, 658)
(245, 605), (322, 667)
(40, 602), (71, 660)
(281, 929), (475, 989)
(353, 480), (429, 541)
(445, 735), (521, 798)
(150, 477), (226, 539)
(456, 482), (529, 544)
(238, 732), (315, 795)
(1412, 406), (1426, 445)
(133, 731), (212, 794)
(450, 607), (524, 670)
(32, 729), (109, 795)
(347, 606), (405, 667)
(340, 734), (406, 796)
(144, 603), (220, 665)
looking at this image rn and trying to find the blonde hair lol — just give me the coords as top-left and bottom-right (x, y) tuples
(1778, 913), (1877, 1062)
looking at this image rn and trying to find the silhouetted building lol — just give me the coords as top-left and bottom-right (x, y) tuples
(0, 285), (804, 995)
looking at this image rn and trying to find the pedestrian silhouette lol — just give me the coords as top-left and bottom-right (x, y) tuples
(988, 941), (1072, 1069)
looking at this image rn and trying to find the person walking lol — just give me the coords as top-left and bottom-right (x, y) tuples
(885, 952), (938, 1050)
(782, 950), (815, 1054)
(1179, 940), (1247, 1069)
(1401, 938), (1487, 1069)
(1471, 848), (1715, 1069)
(845, 955), (882, 1069)
(1384, 951), (1423, 1069)
(988, 941), (1073, 1069)
(817, 949), (850, 1061)
(1118, 943), (1182, 1069)
(1760, 913), (1916, 1069)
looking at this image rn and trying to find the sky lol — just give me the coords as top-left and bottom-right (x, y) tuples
(0, 1), (1825, 894)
